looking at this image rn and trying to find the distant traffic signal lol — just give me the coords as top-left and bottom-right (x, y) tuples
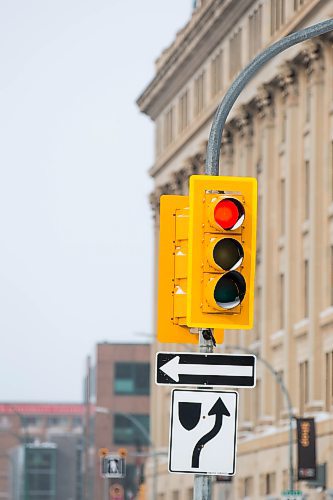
(187, 175), (257, 330)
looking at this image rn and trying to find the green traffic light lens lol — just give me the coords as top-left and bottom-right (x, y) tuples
(213, 238), (244, 271)
(214, 271), (246, 310)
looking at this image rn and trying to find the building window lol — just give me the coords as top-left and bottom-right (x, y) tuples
(194, 71), (205, 116)
(172, 492), (180, 500)
(280, 178), (285, 235)
(305, 83), (311, 122)
(330, 140), (333, 201)
(229, 29), (242, 78)
(178, 90), (189, 132)
(294, 0), (305, 10)
(331, 246), (333, 306)
(275, 370), (283, 421)
(187, 488), (194, 499)
(156, 117), (163, 156)
(254, 379), (261, 423)
(304, 160), (310, 220)
(279, 273), (284, 329)
(249, 5), (262, 58)
(72, 416), (82, 428)
(25, 448), (56, 496)
(163, 106), (174, 147)
(266, 472), (276, 494)
(325, 351), (333, 410)
(255, 285), (261, 340)
(113, 414), (149, 445)
(281, 108), (287, 142)
(271, 0), (285, 35)
(211, 50), (223, 97)
(299, 360), (309, 415)
(244, 476), (253, 497)
(21, 416), (41, 427)
(304, 260), (309, 318)
(282, 469), (289, 489)
(114, 362), (150, 395)
(47, 416), (68, 427)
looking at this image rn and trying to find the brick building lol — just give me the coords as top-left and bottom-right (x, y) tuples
(83, 342), (150, 500)
(0, 402), (84, 499)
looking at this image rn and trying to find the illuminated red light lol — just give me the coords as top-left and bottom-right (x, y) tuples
(214, 198), (244, 230)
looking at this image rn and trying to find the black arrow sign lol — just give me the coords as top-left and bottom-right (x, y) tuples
(191, 398), (230, 468)
(156, 352), (256, 388)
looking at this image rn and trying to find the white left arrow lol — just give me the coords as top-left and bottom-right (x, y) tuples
(159, 355), (253, 382)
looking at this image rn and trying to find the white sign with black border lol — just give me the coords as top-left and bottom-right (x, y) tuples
(156, 352), (256, 387)
(169, 389), (238, 475)
(100, 453), (125, 478)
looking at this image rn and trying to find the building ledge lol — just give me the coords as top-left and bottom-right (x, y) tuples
(293, 318), (308, 337)
(320, 306), (333, 327)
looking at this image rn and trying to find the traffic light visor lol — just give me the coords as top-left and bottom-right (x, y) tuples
(213, 271), (246, 309)
(214, 198), (244, 230)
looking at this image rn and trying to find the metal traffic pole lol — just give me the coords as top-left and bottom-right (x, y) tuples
(103, 477), (108, 500)
(194, 330), (215, 500)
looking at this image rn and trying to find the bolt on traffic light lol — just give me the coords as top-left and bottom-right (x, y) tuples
(187, 175), (257, 329)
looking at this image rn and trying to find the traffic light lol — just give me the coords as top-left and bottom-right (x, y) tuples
(157, 195), (195, 343)
(157, 195), (224, 344)
(187, 175), (257, 329)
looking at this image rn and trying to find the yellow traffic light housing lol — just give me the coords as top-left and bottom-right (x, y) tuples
(157, 194), (224, 344)
(187, 175), (257, 329)
(157, 195), (196, 344)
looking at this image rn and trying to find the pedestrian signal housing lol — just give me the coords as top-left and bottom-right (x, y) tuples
(187, 175), (257, 329)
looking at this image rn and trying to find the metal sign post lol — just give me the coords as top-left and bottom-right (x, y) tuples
(194, 331), (214, 500)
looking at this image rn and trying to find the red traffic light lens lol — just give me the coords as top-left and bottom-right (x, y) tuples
(214, 198), (244, 230)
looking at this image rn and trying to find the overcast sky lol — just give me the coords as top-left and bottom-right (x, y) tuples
(0, 1), (191, 401)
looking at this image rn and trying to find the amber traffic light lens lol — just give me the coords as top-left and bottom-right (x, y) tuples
(214, 198), (245, 230)
(213, 271), (246, 310)
(213, 238), (244, 271)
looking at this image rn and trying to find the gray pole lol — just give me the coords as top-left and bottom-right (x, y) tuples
(103, 476), (108, 500)
(194, 331), (214, 500)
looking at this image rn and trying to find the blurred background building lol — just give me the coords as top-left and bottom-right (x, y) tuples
(0, 402), (84, 499)
(83, 342), (150, 500)
(138, 0), (333, 498)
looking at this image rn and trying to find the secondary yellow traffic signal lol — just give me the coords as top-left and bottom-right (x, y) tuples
(157, 195), (195, 343)
(157, 194), (224, 344)
(187, 175), (257, 329)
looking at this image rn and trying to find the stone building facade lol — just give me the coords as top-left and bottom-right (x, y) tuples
(138, 0), (333, 498)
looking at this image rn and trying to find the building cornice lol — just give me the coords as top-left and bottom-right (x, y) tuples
(136, 0), (253, 120)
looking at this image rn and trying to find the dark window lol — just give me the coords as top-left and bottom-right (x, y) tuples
(72, 416), (83, 427)
(114, 363), (150, 395)
(113, 414), (150, 445)
(25, 449), (56, 498)
(22, 416), (40, 427)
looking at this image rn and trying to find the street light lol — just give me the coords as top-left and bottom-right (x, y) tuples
(95, 406), (161, 500)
